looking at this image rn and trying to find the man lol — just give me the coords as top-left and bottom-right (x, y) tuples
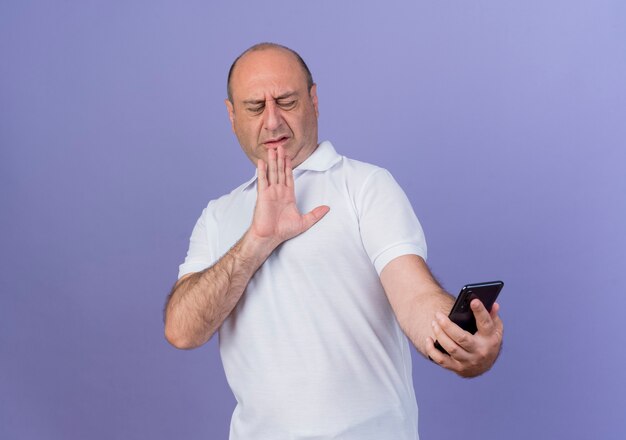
(164, 43), (503, 439)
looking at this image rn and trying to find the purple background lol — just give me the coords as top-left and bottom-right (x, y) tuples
(2, 1), (625, 439)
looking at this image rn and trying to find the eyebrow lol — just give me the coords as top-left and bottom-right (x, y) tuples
(243, 91), (297, 105)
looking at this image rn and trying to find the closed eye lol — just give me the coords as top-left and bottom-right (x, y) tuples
(277, 100), (297, 110)
(246, 104), (265, 114)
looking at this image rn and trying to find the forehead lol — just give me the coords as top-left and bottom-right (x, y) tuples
(230, 48), (308, 101)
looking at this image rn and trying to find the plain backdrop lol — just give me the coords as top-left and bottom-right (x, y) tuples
(2, 1), (625, 439)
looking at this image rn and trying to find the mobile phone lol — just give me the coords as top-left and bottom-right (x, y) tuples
(434, 281), (504, 355)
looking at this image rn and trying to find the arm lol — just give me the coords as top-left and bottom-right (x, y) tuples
(380, 254), (503, 377)
(164, 232), (271, 349)
(164, 145), (329, 349)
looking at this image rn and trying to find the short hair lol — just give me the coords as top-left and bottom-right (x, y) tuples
(226, 42), (314, 103)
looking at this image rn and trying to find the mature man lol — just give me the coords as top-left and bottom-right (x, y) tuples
(164, 43), (503, 439)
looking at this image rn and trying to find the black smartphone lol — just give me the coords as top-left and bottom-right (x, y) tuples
(434, 281), (504, 355)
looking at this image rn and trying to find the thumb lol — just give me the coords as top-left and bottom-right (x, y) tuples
(301, 205), (330, 231)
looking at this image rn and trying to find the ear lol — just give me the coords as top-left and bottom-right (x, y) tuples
(225, 99), (236, 133)
(310, 84), (319, 117)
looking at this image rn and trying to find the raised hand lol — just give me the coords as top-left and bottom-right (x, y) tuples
(249, 145), (330, 251)
(426, 300), (504, 378)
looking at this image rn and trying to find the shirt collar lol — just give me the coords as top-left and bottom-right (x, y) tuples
(242, 140), (341, 191)
(295, 140), (342, 172)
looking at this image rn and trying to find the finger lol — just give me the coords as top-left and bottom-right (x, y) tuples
(301, 205), (330, 231)
(425, 336), (447, 366)
(285, 156), (294, 188)
(490, 302), (504, 333)
(471, 299), (495, 334)
(277, 145), (285, 185)
(435, 311), (476, 352)
(425, 336), (458, 370)
(432, 314), (471, 360)
(257, 159), (268, 190)
(490, 302), (500, 317)
(267, 148), (277, 185)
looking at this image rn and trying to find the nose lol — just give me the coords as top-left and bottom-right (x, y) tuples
(263, 100), (283, 132)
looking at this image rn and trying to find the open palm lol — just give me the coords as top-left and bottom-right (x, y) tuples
(250, 146), (329, 249)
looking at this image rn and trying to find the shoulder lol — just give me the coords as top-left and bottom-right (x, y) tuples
(337, 155), (400, 197)
(341, 155), (384, 175)
(330, 149), (383, 180)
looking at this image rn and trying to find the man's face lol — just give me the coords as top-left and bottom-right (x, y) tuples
(225, 48), (319, 168)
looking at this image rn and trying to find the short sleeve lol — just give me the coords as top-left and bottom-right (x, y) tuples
(178, 201), (219, 279)
(356, 169), (427, 275)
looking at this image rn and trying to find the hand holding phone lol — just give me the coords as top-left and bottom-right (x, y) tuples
(434, 281), (504, 355)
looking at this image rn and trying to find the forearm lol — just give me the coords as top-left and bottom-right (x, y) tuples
(380, 254), (454, 356)
(400, 284), (454, 356)
(164, 231), (272, 349)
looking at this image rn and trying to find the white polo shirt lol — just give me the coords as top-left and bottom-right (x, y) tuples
(179, 141), (427, 440)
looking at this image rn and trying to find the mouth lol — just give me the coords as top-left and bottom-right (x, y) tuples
(262, 136), (290, 148)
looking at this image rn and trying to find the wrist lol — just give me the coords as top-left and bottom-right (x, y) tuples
(236, 230), (277, 267)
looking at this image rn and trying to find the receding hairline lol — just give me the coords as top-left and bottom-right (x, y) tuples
(226, 42), (314, 103)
